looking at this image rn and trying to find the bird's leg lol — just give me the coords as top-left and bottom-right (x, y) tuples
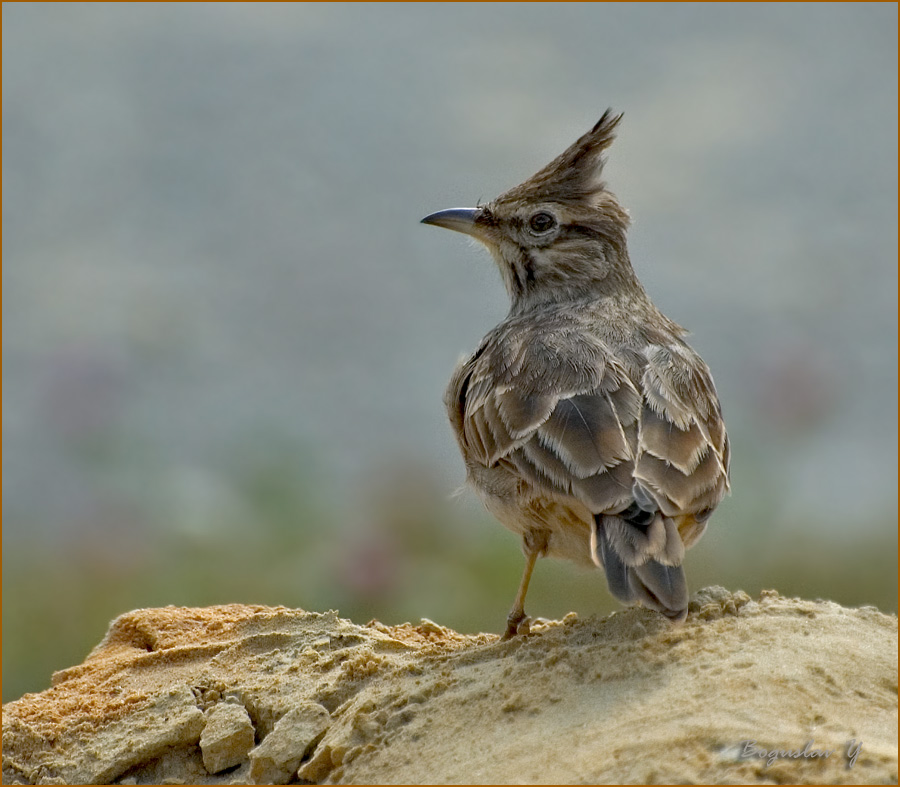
(502, 530), (548, 640)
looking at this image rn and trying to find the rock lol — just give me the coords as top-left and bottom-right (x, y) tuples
(248, 702), (330, 784)
(200, 701), (255, 775)
(1, 593), (896, 785)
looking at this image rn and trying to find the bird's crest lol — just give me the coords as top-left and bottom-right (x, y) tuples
(498, 109), (623, 206)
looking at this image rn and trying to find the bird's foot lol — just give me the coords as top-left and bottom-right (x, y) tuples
(502, 611), (532, 640)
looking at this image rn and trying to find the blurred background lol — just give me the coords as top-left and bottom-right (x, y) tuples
(3, 3), (896, 703)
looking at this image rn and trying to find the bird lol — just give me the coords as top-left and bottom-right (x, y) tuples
(421, 110), (731, 639)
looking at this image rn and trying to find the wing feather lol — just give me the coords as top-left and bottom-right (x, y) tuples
(540, 394), (631, 476)
(635, 343), (730, 517)
(446, 323), (641, 510)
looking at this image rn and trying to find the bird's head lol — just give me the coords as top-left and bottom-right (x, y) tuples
(423, 110), (641, 311)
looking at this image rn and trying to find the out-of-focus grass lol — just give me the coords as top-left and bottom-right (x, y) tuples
(3, 462), (895, 704)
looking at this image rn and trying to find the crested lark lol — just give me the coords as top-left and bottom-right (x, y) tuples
(422, 111), (730, 638)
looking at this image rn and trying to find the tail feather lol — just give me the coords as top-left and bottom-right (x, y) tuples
(592, 526), (636, 604)
(629, 559), (688, 621)
(591, 513), (689, 621)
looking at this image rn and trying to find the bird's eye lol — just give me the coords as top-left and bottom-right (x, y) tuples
(529, 211), (556, 234)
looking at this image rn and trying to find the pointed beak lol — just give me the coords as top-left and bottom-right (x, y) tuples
(420, 207), (483, 238)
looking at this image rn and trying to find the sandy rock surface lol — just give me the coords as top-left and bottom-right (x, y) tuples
(2, 588), (896, 785)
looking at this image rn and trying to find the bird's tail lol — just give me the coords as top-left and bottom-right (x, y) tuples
(591, 511), (689, 621)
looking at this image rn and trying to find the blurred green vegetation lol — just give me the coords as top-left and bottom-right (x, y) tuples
(3, 444), (896, 705)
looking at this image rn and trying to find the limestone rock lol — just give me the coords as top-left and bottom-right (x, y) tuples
(248, 702), (330, 784)
(1, 592), (896, 785)
(200, 701), (256, 775)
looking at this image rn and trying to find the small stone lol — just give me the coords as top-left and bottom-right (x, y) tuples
(199, 702), (255, 775)
(296, 743), (335, 783)
(418, 618), (444, 635)
(249, 702), (330, 785)
(738, 600), (761, 615)
(689, 585), (732, 611)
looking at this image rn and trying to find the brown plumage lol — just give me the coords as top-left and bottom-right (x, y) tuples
(422, 110), (730, 637)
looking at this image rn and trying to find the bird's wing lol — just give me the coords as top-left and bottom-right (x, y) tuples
(446, 324), (642, 514)
(633, 342), (731, 531)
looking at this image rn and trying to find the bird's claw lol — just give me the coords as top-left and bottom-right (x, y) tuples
(502, 612), (531, 640)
